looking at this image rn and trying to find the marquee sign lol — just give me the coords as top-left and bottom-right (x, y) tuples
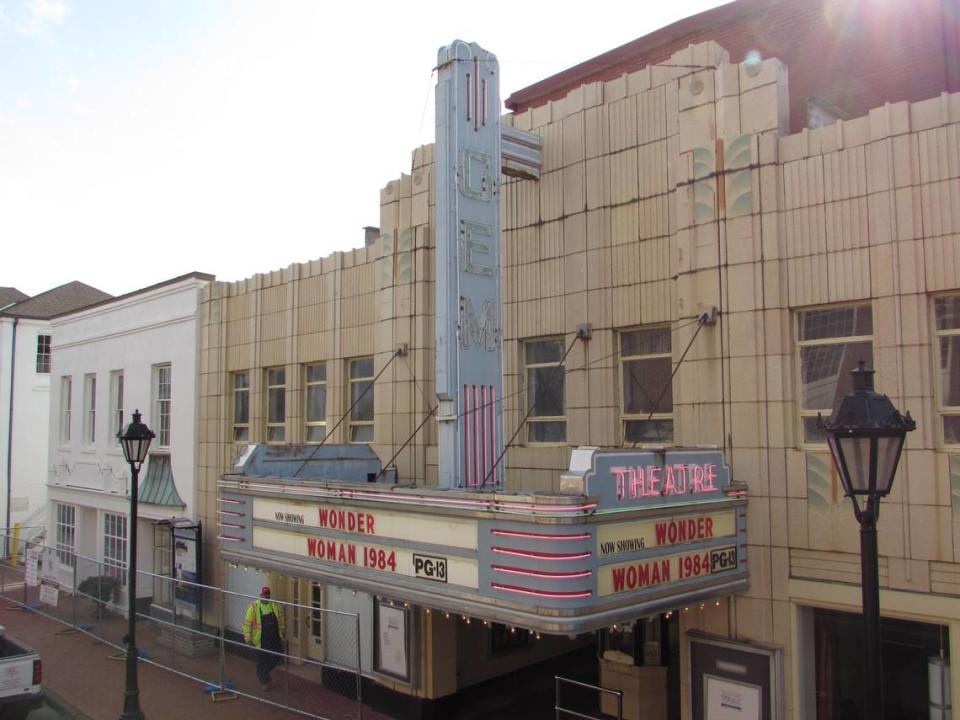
(220, 468), (747, 633)
(434, 40), (504, 489)
(564, 448), (734, 512)
(596, 510), (738, 558)
(252, 526), (480, 589)
(251, 498), (478, 550)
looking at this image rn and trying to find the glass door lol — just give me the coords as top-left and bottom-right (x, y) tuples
(307, 581), (324, 662)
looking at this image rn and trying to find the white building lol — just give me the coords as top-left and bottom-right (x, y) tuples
(47, 273), (212, 615)
(0, 283), (110, 537)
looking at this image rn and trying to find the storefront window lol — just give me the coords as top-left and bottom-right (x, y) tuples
(600, 616), (666, 666)
(813, 608), (948, 719)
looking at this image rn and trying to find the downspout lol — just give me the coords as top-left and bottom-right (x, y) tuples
(6, 318), (18, 540)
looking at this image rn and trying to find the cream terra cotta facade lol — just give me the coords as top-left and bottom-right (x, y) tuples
(197, 40), (960, 717)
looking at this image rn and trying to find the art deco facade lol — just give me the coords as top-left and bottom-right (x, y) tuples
(196, 15), (960, 720)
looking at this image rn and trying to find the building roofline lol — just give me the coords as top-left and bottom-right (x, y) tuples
(48, 271), (215, 320)
(505, 0), (782, 112)
(0, 281), (112, 321)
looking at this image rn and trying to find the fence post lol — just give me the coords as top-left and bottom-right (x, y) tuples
(356, 612), (363, 720)
(71, 553), (78, 629)
(21, 540), (29, 606)
(218, 586), (227, 692)
(555, 676), (560, 720)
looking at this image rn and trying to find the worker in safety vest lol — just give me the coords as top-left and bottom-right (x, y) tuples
(242, 586), (286, 690)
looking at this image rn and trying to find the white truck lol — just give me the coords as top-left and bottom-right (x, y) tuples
(0, 626), (42, 719)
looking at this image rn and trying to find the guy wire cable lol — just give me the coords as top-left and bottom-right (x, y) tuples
(292, 347), (403, 478)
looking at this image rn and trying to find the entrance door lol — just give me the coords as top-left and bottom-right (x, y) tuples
(307, 581), (324, 662)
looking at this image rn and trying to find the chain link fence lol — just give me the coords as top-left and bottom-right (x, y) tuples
(0, 535), (363, 720)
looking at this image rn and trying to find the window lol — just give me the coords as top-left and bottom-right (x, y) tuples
(36, 335), (51, 373)
(103, 512), (128, 585)
(154, 364), (172, 448)
(525, 339), (566, 443)
(60, 376), (72, 444)
(348, 358), (374, 443)
(620, 327), (673, 444)
(110, 371), (124, 443)
(265, 367), (286, 442)
(797, 305), (873, 443)
(935, 295), (960, 444)
(55, 504), (76, 568)
(83, 374), (96, 445)
(232, 371), (250, 442)
(305, 363), (327, 442)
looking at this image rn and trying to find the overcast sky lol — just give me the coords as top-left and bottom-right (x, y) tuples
(0, 0), (728, 297)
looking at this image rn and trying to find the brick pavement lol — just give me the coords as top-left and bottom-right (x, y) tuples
(0, 584), (393, 720)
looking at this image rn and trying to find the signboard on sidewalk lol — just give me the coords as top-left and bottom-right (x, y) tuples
(24, 546), (40, 587)
(39, 580), (59, 607)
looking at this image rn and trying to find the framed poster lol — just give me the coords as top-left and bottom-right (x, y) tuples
(705, 675), (762, 719)
(375, 600), (410, 681)
(689, 632), (783, 720)
(173, 526), (201, 619)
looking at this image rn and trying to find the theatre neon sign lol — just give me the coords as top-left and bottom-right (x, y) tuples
(565, 448), (733, 512)
(611, 461), (720, 501)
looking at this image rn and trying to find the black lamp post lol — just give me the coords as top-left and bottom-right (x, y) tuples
(819, 362), (915, 720)
(117, 410), (154, 720)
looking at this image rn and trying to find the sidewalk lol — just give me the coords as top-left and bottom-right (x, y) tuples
(0, 591), (392, 720)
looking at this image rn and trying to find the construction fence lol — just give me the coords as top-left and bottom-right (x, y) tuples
(0, 534), (364, 720)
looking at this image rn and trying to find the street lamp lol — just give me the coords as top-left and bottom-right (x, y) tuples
(819, 362), (915, 720)
(117, 410), (154, 720)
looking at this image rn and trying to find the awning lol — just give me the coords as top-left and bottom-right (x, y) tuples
(139, 454), (185, 507)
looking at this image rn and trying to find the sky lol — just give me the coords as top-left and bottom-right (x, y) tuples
(0, 0), (728, 298)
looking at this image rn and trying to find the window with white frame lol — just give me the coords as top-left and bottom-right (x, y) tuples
(110, 371), (124, 443)
(620, 327), (673, 444)
(154, 364), (172, 448)
(797, 304), (873, 444)
(55, 503), (76, 567)
(36, 335), (51, 374)
(935, 295), (960, 444)
(103, 512), (127, 585)
(305, 363), (327, 443)
(232, 371), (250, 442)
(348, 358), (374, 443)
(60, 376), (72, 444)
(524, 338), (566, 443)
(265, 367), (286, 442)
(83, 373), (96, 445)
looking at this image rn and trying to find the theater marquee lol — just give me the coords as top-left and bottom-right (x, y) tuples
(219, 447), (747, 633)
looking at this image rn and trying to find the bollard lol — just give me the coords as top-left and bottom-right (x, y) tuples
(11, 525), (21, 565)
